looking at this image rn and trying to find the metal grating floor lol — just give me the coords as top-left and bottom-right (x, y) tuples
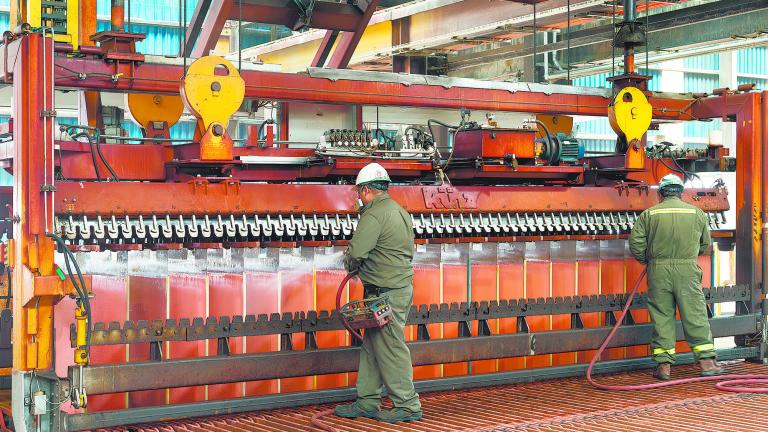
(98, 361), (768, 432)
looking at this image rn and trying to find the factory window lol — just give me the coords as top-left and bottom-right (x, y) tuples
(738, 76), (767, 91)
(96, 0), (198, 24)
(737, 47), (767, 76)
(683, 72), (721, 140)
(683, 53), (720, 73)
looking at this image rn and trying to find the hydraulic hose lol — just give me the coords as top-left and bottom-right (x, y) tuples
(335, 272), (364, 342)
(587, 267), (768, 392)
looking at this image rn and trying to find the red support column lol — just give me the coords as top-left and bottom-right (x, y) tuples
(187, 0), (233, 58)
(11, 33), (57, 373)
(279, 102), (289, 147)
(326, 0), (380, 69)
(311, 31), (339, 68)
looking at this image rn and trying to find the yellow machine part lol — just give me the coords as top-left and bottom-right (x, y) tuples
(608, 86), (652, 144)
(126, 93), (184, 130)
(535, 115), (574, 139)
(11, 0), (80, 50)
(181, 56), (245, 132)
(74, 302), (88, 365)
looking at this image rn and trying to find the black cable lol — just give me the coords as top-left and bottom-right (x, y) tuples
(257, 119), (276, 148)
(47, 233), (91, 358)
(72, 132), (101, 181)
(2, 266), (10, 310)
(373, 128), (395, 149)
(645, 0), (649, 73)
(238, 0), (242, 72)
(532, 1), (537, 83)
(93, 132), (119, 182)
(566, 0), (571, 82)
(183, 0), (187, 75)
(427, 118), (459, 139)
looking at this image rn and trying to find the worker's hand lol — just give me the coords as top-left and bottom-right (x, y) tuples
(343, 250), (361, 275)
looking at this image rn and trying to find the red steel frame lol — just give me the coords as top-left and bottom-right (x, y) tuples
(56, 183), (728, 216)
(2, 33), (765, 408)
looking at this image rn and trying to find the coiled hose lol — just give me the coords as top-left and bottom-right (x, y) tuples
(587, 267), (768, 392)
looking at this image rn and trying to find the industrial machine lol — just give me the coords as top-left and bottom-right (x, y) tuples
(0, 1), (764, 432)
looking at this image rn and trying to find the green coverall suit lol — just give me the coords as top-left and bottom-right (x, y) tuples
(344, 193), (422, 413)
(628, 196), (716, 364)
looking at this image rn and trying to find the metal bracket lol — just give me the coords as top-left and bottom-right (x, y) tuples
(76, 286), (752, 347)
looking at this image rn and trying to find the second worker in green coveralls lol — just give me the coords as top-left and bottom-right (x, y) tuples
(629, 173), (724, 380)
(333, 162), (423, 423)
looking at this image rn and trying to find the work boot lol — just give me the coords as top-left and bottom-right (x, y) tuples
(653, 363), (671, 380)
(375, 407), (423, 423)
(699, 359), (724, 377)
(333, 401), (378, 419)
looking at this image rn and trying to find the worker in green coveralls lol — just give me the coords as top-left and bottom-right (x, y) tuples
(629, 173), (724, 380)
(333, 162), (423, 423)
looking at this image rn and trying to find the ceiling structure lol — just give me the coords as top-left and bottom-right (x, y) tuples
(182, 0), (768, 82)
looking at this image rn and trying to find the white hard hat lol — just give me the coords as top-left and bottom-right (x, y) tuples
(659, 173), (684, 190)
(356, 162), (391, 186)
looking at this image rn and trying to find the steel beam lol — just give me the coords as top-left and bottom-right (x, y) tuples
(53, 182), (728, 215)
(69, 315), (759, 395)
(236, 0), (365, 32)
(62, 346), (760, 431)
(311, 31), (339, 67)
(183, 0), (214, 57)
(44, 56), (698, 118)
(451, 0), (768, 79)
(326, 0), (381, 69)
(188, 0), (232, 58)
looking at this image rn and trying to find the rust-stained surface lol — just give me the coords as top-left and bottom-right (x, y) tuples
(98, 362), (768, 432)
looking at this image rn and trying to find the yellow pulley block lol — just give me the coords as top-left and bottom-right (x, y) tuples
(126, 93), (184, 131)
(181, 56), (245, 160)
(608, 86), (652, 144)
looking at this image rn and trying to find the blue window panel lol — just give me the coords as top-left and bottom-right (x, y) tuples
(738, 76), (767, 91)
(574, 117), (613, 136)
(683, 72), (719, 94)
(684, 119), (721, 139)
(0, 169), (10, 187)
(97, 0), (198, 24)
(240, 23), (293, 50)
(169, 121), (196, 140)
(0, 12), (8, 34)
(121, 120), (196, 142)
(96, 21), (184, 56)
(579, 139), (615, 155)
(682, 72), (721, 138)
(572, 72), (612, 88)
(737, 47), (767, 76)
(637, 68), (661, 92)
(683, 53), (719, 71)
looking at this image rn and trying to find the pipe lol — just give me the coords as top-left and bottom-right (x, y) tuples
(586, 268), (768, 392)
(623, 0), (636, 75)
(623, 0), (636, 23)
(111, 0), (125, 31)
(752, 91), (768, 315)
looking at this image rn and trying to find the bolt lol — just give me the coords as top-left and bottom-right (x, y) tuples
(212, 124), (224, 136)
(211, 81), (222, 92)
